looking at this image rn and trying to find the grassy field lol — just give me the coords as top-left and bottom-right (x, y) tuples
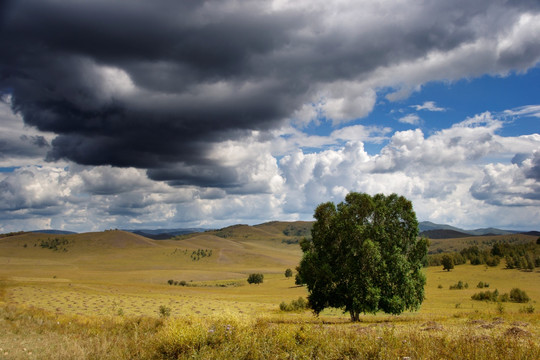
(1, 227), (539, 359)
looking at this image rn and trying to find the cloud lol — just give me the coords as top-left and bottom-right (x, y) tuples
(0, 108), (539, 232)
(0, 96), (55, 167)
(470, 151), (540, 205)
(398, 114), (421, 125)
(411, 101), (446, 112)
(503, 105), (540, 118)
(2, 0), (540, 191)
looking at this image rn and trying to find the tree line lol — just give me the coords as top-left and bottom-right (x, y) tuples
(428, 240), (540, 271)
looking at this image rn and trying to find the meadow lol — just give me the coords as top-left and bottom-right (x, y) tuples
(0, 225), (539, 359)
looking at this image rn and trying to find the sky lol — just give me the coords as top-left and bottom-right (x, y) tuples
(1, 0), (539, 233)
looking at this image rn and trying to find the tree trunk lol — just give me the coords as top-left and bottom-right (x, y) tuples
(350, 310), (360, 322)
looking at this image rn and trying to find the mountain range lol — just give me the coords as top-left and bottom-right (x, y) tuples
(27, 221), (538, 239)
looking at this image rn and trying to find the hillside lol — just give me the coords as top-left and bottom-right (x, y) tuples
(176, 221), (313, 243)
(428, 233), (538, 254)
(420, 229), (472, 239)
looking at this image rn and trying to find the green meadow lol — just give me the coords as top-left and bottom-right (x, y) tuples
(1, 224), (539, 359)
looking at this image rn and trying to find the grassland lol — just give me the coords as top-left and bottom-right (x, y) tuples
(1, 225), (539, 359)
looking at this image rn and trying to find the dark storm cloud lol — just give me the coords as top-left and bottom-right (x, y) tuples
(2, 0), (540, 189)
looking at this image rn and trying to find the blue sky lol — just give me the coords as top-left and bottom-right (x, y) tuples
(1, 0), (539, 232)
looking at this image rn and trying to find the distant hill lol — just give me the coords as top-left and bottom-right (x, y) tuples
(31, 229), (78, 235)
(420, 229), (471, 239)
(418, 221), (522, 238)
(123, 228), (208, 240)
(419, 221), (464, 233)
(521, 231), (540, 237)
(176, 221), (313, 244)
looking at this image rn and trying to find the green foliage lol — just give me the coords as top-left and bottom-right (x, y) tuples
(471, 289), (500, 302)
(247, 273), (264, 284)
(442, 254), (454, 271)
(438, 240), (540, 270)
(39, 237), (70, 252)
(476, 281), (489, 288)
(449, 281), (468, 290)
(509, 288), (530, 303)
(284, 268), (293, 278)
(282, 224), (312, 238)
(158, 305), (171, 317)
(519, 304), (535, 314)
(279, 297), (309, 312)
(0, 231), (26, 238)
(281, 238), (300, 244)
(471, 288), (530, 303)
(190, 248), (213, 261)
(427, 252), (466, 267)
(297, 192), (427, 321)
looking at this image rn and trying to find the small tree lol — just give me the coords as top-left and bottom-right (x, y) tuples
(284, 268), (293, 278)
(247, 273), (264, 284)
(442, 255), (454, 272)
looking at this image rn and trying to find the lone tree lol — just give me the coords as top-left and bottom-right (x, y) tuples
(297, 192), (428, 322)
(442, 254), (454, 272)
(247, 273), (264, 284)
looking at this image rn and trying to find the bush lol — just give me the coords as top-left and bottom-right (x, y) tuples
(485, 256), (500, 267)
(476, 281), (489, 288)
(168, 279), (174, 285)
(247, 273), (264, 284)
(158, 305), (171, 317)
(449, 281), (468, 290)
(471, 289), (499, 302)
(519, 304), (535, 314)
(509, 288), (530, 303)
(279, 297), (309, 312)
(284, 268), (293, 278)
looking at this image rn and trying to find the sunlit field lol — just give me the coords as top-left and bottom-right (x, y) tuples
(1, 228), (539, 359)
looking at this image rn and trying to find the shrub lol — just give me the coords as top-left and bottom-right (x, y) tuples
(247, 273), (264, 284)
(485, 256), (500, 267)
(284, 268), (293, 278)
(471, 289), (499, 302)
(476, 281), (489, 288)
(279, 297), (309, 312)
(509, 288), (530, 303)
(167, 279), (174, 285)
(158, 305), (171, 317)
(449, 281), (468, 290)
(519, 304), (535, 314)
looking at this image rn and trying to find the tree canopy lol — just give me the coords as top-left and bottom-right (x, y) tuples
(442, 254), (454, 271)
(297, 192), (428, 321)
(247, 273), (264, 284)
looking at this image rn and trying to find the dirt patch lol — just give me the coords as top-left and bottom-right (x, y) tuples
(422, 321), (443, 331)
(504, 327), (531, 338)
(510, 321), (529, 327)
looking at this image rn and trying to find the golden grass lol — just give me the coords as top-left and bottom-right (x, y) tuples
(1, 229), (539, 359)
